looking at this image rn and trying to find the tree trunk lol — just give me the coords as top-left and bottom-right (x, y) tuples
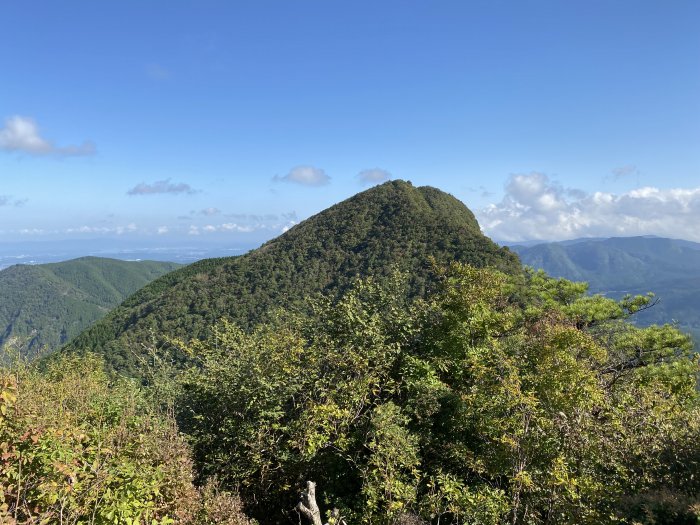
(297, 481), (324, 525)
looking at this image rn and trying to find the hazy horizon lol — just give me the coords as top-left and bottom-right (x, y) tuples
(4, 228), (700, 271)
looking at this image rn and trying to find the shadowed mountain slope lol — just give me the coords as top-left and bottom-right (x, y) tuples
(64, 180), (520, 374)
(512, 236), (700, 340)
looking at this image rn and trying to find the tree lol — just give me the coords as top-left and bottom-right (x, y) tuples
(176, 265), (700, 524)
(0, 349), (254, 525)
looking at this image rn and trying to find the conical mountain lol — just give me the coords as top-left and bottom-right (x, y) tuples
(65, 180), (519, 374)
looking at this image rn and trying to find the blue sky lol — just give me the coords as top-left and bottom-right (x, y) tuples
(1, 0), (699, 245)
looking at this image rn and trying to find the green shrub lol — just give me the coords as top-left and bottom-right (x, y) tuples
(0, 352), (252, 524)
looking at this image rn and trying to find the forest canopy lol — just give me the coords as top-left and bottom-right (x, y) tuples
(2, 263), (699, 524)
(176, 264), (699, 524)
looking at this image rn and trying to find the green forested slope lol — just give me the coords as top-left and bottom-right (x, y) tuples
(0, 257), (181, 354)
(9, 265), (699, 524)
(176, 265), (700, 524)
(512, 236), (700, 339)
(64, 180), (520, 373)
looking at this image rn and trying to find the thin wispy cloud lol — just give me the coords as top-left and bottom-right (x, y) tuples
(0, 116), (95, 156)
(611, 164), (638, 178)
(282, 221), (297, 233)
(127, 179), (197, 196)
(0, 195), (27, 207)
(145, 64), (171, 80)
(467, 185), (494, 198)
(357, 168), (391, 185)
(199, 207), (221, 216)
(479, 172), (700, 242)
(274, 165), (330, 186)
(224, 211), (297, 223)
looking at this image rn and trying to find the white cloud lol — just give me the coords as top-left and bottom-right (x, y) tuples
(157, 226), (169, 234)
(220, 223), (255, 233)
(478, 172), (700, 242)
(186, 217), (295, 235)
(19, 228), (45, 235)
(127, 179), (197, 196)
(65, 223), (138, 235)
(357, 168), (391, 185)
(0, 116), (95, 156)
(198, 223), (257, 233)
(274, 165), (330, 186)
(225, 211), (297, 223)
(66, 226), (110, 234)
(281, 220), (297, 233)
(200, 207), (221, 216)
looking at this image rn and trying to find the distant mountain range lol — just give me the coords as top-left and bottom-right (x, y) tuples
(0, 239), (254, 269)
(511, 237), (700, 340)
(5, 186), (699, 365)
(63, 180), (520, 375)
(0, 257), (181, 356)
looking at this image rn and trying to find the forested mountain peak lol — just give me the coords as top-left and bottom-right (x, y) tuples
(273, 180), (483, 243)
(64, 180), (519, 374)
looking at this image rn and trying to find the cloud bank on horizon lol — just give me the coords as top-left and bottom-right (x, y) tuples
(187, 214), (298, 237)
(11, 213), (299, 239)
(478, 172), (700, 243)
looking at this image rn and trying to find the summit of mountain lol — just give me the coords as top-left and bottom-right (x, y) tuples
(64, 180), (520, 374)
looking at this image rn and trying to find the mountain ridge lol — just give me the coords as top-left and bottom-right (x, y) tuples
(64, 180), (520, 374)
(512, 236), (700, 339)
(0, 256), (181, 355)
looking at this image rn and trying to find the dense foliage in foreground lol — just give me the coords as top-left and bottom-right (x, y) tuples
(0, 349), (251, 525)
(177, 265), (700, 524)
(2, 263), (699, 524)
